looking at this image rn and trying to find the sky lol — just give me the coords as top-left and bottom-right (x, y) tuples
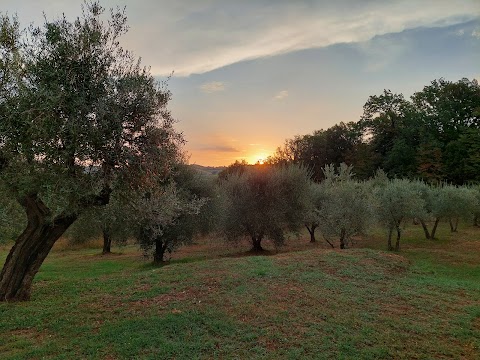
(3, 0), (480, 166)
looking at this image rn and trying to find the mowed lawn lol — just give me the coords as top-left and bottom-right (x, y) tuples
(1, 223), (479, 359)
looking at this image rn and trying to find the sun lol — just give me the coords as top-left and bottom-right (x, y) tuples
(247, 152), (270, 165)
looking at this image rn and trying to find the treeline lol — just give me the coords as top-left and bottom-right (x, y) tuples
(266, 78), (480, 184)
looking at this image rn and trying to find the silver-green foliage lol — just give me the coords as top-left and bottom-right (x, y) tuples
(65, 192), (135, 247)
(317, 164), (373, 248)
(373, 179), (425, 250)
(0, 2), (181, 216)
(303, 183), (327, 242)
(320, 181), (373, 249)
(431, 185), (477, 232)
(135, 165), (218, 263)
(220, 164), (311, 250)
(0, 3), (183, 300)
(406, 180), (478, 239)
(0, 194), (24, 245)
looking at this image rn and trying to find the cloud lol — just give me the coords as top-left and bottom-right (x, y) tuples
(455, 29), (465, 36)
(472, 29), (480, 38)
(199, 81), (226, 93)
(120, 0), (479, 76)
(274, 90), (289, 100)
(4, 0), (479, 76)
(357, 34), (411, 71)
(198, 144), (239, 152)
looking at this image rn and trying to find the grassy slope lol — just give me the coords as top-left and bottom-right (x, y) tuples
(1, 223), (479, 359)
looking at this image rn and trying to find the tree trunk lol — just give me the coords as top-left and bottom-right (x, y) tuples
(102, 229), (112, 255)
(394, 225), (401, 251)
(251, 236), (264, 252)
(419, 219), (431, 239)
(387, 227), (393, 251)
(153, 238), (167, 264)
(0, 194), (77, 302)
(305, 224), (317, 243)
(322, 237), (335, 248)
(449, 218), (459, 232)
(339, 229), (346, 249)
(431, 217), (440, 240)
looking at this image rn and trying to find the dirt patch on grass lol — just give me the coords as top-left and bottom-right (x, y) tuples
(127, 283), (217, 313)
(9, 328), (47, 340)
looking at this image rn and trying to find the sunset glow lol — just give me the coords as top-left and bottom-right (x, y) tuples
(246, 152), (271, 165)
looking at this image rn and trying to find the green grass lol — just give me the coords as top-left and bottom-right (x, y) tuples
(1, 223), (479, 359)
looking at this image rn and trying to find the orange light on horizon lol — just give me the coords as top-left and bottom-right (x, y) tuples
(245, 152), (271, 165)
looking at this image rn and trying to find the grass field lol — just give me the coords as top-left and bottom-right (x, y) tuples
(1, 222), (479, 359)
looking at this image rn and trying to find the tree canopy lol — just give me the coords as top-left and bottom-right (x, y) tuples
(269, 78), (480, 184)
(220, 164), (311, 252)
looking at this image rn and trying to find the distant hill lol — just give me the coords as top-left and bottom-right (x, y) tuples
(190, 164), (226, 176)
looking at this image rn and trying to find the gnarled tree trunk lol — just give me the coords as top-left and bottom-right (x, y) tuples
(449, 218), (459, 232)
(0, 194), (77, 302)
(339, 229), (346, 249)
(305, 223), (317, 243)
(394, 225), (401, 251)
(430, 218), (440, 240)
(153, 238), (168, 265)
(102, 229), (112, 255)
(0, 187), (110, 302)
(251, 236), (264, 252)
(387, 227), (394, 251)
(419, 219), (431, 239)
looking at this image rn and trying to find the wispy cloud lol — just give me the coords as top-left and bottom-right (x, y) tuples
(472, 29), (480, 38)
(274, 90), (289, 100)
(357, 35), (411, 72)
(5, 0), (478, 77)
(119, 0), (479, 76)
(200, 81), (226, 93)
(198, 144), (239, 152)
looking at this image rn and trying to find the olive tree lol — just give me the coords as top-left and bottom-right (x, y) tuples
(414, 183), (477, 239)
(318, 181), (373, 249)
(220, 164), (311, 251)
(135, 165), (218, 264)
(65, 192), (135, 254)
(432, 185), (476, 235)
(374, 179), (425, 251)
(316, 164), (373, 249)
(0, 3), (181, 301)
(304, 183), (326, 243)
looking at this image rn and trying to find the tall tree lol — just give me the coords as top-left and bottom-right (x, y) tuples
(269, 122), (360, 182)
(412, 78), (480, 184)
(0, 3), (181, 301)
(359, 90), (420, 177)
(412, 78), (480, 145)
